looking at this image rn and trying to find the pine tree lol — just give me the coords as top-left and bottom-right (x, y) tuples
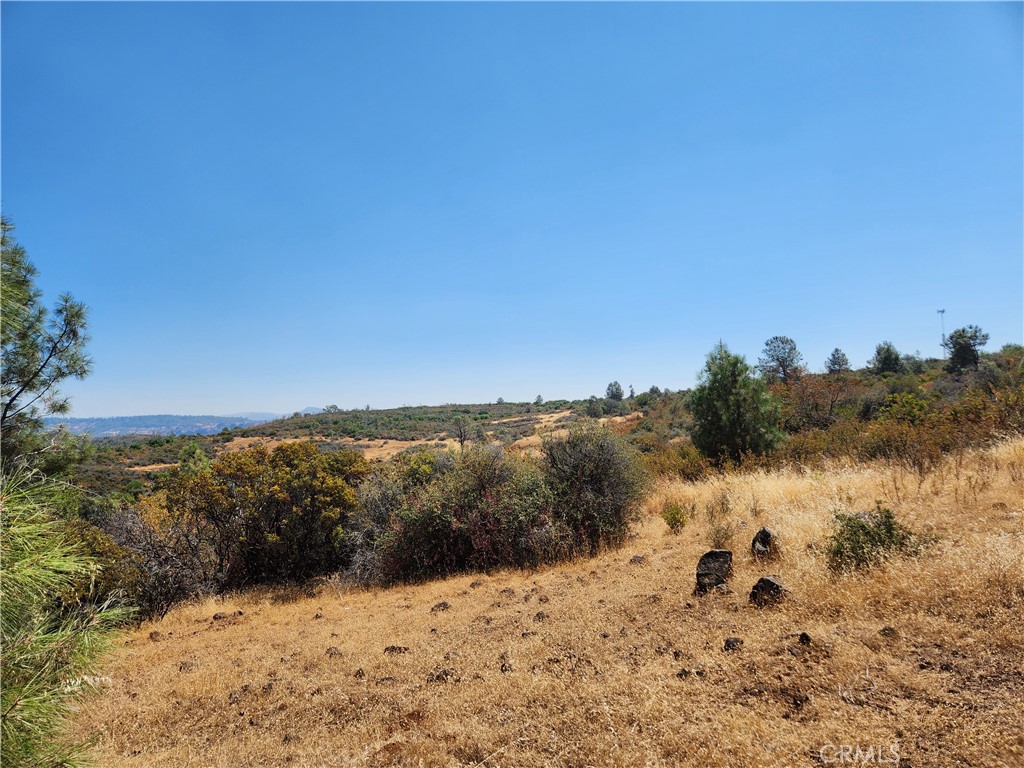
(689, 343), (783, 463)
(0, 470), (129, 767)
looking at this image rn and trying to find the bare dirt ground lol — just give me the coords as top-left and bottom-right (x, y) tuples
(74, 439), (1024, 767)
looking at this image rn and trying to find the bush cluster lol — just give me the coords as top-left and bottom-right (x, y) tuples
(89, 426), (644, 614)
(353, 426), (645, 585)
(825, 504), (929, 571)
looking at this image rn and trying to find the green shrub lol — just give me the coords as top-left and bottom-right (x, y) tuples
(661, 501), (693, 533)
(826, 504), (929, 571)
(367, 446), (558, 583)
(542, 424), (646, 555)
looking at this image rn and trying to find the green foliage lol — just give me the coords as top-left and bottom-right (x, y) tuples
(1, 218), (92, 470)
(943, 325), (989, 373)
(543, 424), (646, 555)
(585, 396), (604, 418)
(605, 381), (624, 401)
(825, 348), (851, 374)
(177, 440), (211, 474)
(661, 500), (693, 533)
(688, 343), (783, 463)
(757, 335), (803, 384)
(1, 470), (130, 768)
(826, 504), (929, 572)
(879, 392), (929, 426)
(146, 442), (367, 598)
(352, 426), (643, 585)
(869, 341), (904, 375)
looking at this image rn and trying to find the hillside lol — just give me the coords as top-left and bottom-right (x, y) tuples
(44, 414), (266, 437)
(70, 438), (1024, 767)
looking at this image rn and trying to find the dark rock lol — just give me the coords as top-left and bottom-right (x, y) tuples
(723, 637), (744, 652)
(314, 610), (323, 620)
(630, 555), (646, 565)
(430, 601), (450, 613)
(538, 595), (549, 603)
(148, 631), (164, 642)
(749, 576), (788, 607)
(178, 660), (197, 673)
(353, 668), (365, 680)
(798, 632), (812, 646)
(469, 580), (483, 589)
(384, 645), (409, 655)
(325, 647), (342, 657)
(695, 549), (733, 595)
(751, 528), (779, 560)
(879, 625), (898, 638)
(533, 611), (548, 623)
(212, 612), (228, 621)
(426, 667), (457, 683)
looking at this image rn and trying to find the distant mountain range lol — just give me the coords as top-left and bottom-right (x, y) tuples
(43, 414), (273, 438)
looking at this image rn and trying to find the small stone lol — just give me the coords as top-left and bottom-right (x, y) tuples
(280, 655), (291, 663)
(314, 610), (323, 620)
(751, 528), (779, 560)
(798, 632), (812, 646)
(538, 595), (549, 603)
(630, 555), (646, 565)
(723, 637), (744, 652)
(178, 660), (197, 673)
(695, 550), (733, 595)
(469, 580), (483, 588)
(212, 612), (228, 621)
(148, 631), (164, 642)
(879, 626), (898, 638)
(430, 601), (450, 613)
(676, 668), (691, 679)
(749, 576), (788, 607)
(533, 611), (548, 623)
(384, 645), (409, 655)
(353, 668), (365, 680)
(325, 647), (342, 657)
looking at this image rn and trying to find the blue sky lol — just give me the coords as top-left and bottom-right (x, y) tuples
(2, 2), (1021, 417)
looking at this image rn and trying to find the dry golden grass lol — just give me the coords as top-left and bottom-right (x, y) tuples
(126, 463), (178, 473)
(73, 440), (1024, 767)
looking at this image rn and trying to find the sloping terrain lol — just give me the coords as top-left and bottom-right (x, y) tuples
(72, 440), (1024, 767)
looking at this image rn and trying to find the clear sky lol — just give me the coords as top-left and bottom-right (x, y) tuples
(2, 2), (1021, 417)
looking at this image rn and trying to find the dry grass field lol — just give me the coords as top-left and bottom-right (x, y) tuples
(72, 439), (1024, 767)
